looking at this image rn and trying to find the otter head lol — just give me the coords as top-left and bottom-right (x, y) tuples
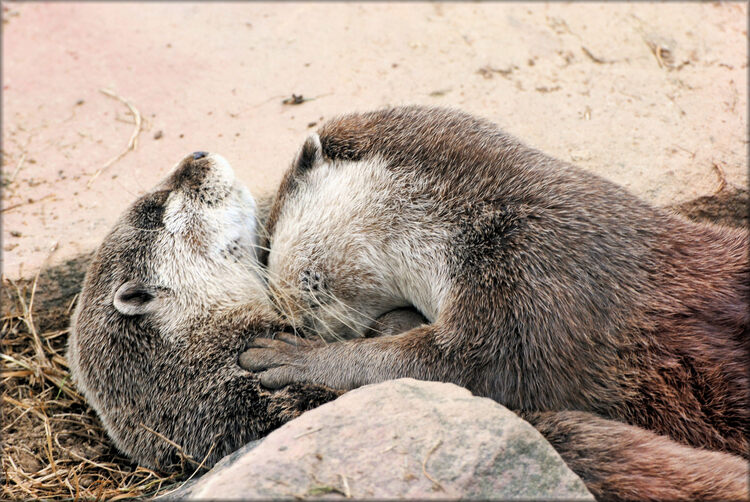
(84, 152), (267, 342)
(66, 152), (279, 466)
(262, 135), (410, 341)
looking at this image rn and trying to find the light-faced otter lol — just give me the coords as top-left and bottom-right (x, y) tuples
(65, 152), (346, 470)
(244, 106), (749, 461)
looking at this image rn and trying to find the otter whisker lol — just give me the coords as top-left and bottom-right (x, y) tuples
(313, 287), (390, 333)
(249, 262), (366, 341)
(240, 262), (331, 340)
(271, 286), (303, 337)
(264, 265), (380, 339)
(246, 240), (377, 336)
(244, 241), (275, 255)
(252, 247), (389, 329)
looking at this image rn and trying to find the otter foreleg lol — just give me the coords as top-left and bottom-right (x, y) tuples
(239, 324), (454, 390)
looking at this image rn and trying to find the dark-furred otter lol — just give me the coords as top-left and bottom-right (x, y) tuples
(243, 106), (749, 498)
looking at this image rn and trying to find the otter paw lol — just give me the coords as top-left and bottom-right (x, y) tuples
(239, 337), (317, 388)
(272, 332), (326, 348)
(257, 366), (307, 389)
(239, 337), (302, 370)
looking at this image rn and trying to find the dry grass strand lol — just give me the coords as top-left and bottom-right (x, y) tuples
(2, 274), (185, 500)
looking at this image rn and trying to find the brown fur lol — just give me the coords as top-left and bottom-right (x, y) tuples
(66, 153), (342, 470)
(327, 309), (750, 500)
(67, 144), (747, 499)
(66, 152), (446, 471)
(244, 107), (750, 488)
(523, 410), (749, 501)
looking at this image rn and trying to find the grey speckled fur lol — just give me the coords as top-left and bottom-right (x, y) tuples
(66, 153), (340, 470)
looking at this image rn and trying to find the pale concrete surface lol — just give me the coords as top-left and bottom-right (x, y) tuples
(2, 2), (747, 279)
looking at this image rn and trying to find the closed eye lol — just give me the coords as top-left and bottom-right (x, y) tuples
(131, 190), (170, 230)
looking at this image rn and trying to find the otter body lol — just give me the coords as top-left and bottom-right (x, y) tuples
(67, 137), (747, 498)
(66, 153), (341, 470)
(246, 106), (749, 460)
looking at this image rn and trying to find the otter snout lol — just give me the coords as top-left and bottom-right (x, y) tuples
(300, 269), (327, 295)
(164, 152), (237, 195)
(170, 152), (217, 185)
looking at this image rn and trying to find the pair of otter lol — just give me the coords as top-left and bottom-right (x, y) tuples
(66, 150), (423, 471)
(68, 107), (748, 499)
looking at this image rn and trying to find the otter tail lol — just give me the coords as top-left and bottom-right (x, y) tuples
(522, 410), (749, 501)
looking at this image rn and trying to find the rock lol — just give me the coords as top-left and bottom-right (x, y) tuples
(158, 439), (264, 500)
(174, 379), (593, 500)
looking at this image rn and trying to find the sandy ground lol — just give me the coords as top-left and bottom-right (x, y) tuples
(2, 1), (747, 280)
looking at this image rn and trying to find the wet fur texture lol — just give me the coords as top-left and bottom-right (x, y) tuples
(248, 106), (749, 497)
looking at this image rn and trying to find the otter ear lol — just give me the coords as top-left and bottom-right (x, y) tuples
(293, 133), (323, 175)
(114, 281), (160, 316)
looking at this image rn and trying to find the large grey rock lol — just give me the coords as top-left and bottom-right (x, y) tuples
(171, 379), (592, 499)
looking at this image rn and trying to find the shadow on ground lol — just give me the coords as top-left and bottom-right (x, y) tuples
(669, 186), (749, 229)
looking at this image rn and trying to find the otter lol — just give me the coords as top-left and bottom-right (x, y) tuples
(65, 151), (347, 470)
(67, 149), (438, 471)
(243, 107), (749, 463)
(67, 146), (746, 499)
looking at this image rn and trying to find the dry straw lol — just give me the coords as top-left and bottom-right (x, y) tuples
(2, 273), (191, 500)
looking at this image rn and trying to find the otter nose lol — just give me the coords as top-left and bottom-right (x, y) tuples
(165, 152), (213, 189)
